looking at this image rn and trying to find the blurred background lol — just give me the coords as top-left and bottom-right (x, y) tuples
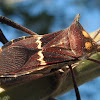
(0, 0), (100, 100)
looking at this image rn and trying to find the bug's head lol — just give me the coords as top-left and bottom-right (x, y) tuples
(90, 29), (100, 53)
(68, 14), (98, 57)
(81, 28), (97, 55)
(79, 20), (100, 55)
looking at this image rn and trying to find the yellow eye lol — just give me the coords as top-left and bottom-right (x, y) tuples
(85, 42), (92, 50)
(82, 31), (90, 38)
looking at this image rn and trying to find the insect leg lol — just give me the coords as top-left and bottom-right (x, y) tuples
(0, 15), (37, 35)
(68, 64), (81, 100)
(0, 29), (8, 44)
(87, 58), (100, 64)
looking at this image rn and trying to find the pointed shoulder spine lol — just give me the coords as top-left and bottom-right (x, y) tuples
(73, 14), (80, 23)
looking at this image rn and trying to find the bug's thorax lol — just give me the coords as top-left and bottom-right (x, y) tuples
(68, 19), (97, 58)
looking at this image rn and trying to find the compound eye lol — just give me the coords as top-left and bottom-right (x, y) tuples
(85, 42), (92, 50)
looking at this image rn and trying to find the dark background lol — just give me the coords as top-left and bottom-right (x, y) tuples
(0, 0), (100, 100)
